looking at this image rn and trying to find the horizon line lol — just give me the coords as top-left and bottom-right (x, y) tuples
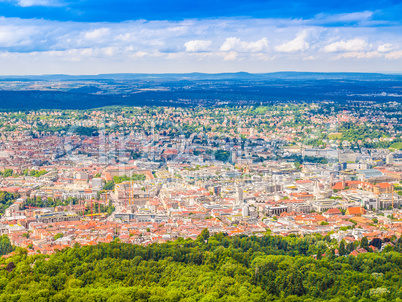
(0, 71), (402, 77)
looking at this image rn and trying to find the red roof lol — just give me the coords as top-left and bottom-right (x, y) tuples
(332, 180), (362, 190)
(164, 149), (178, 155)
(103, 172), (112, 182)
(346, 207), (366, 215)
(296, 180), (312, 184)
(350, 248), (368, 256)
(0, 187), (20, 193)
(326, 208), (342, 215)
(376, 183), (391, 188)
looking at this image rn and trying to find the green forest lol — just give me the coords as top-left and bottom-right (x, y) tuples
(0, 236), (14, 257)
(0, 192), (19, 215)
(0, 231), (402, 301)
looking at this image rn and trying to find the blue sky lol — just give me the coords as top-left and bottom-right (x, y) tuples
(0, 0), (402, 74)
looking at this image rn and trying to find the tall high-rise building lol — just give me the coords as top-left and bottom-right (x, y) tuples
(231, 151), (237, 164)
(242, 204), (249, 217)
(236, 186), (243, 205)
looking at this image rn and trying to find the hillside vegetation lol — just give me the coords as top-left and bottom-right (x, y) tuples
(0, 232), (402, 301)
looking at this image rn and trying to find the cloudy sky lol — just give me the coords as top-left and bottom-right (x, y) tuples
(1, 0), (402, 74)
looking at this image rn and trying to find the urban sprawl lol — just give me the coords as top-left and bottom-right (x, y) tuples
(1, 102), (402, 257)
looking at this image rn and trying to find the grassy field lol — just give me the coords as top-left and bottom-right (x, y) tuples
(389, 142), (402, 150)
(328, 132), (342, 140)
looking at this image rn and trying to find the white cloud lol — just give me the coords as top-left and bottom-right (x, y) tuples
(16, 0), (62, 7)
(0, 25), (38, 47)
(0, 51), (16, 59)
(313, 11), (374, 24)
(223, 51), (238, 61)
(336, 51), (381, 59)
(44, 47), (134, 62)
(0, 26), (20, 46)
(275, 30), (310, 53)
(385, 50), (402, 60)
(220, 37), (269, 52)
(250, 53), (271, 61)
(377, 43), (395, 53)
(332, 48), (402, 60)
(184, 40), (212, 52)
(0, 16), (402, 73)
(116, 33), (138, 42)
(324, 38), (369, 52)
(130, 51), (148, 58)
(83, 28), (110, 41)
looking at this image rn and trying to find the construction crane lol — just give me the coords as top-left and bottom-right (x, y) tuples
(82, 201), (86, 216)
(103, 190), (113, 204)
(127, 180), (135, 206)
(85, 213), (107, 218)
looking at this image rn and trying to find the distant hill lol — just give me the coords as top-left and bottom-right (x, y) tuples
(0, 72), (401, 109)
(68, 86), (103, 94)
(1, 71), (402, 81)
(0, 91), (121, 110)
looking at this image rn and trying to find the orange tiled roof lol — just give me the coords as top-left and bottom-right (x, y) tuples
(346, 207), (366, 215)
(376, 183), (391, 188)
(326, 208), (342, 214)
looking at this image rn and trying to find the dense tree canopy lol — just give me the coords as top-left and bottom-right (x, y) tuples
(0, 232), (402, 301)
(113, 174), (146, 184)
(0, 192), (19, 215)
(0, 236), (13, 257)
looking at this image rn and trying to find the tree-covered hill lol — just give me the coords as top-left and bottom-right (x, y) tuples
(1, 73), (402, 110)
(0, 236), (13, 257)
(1, 232), (402, 301)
